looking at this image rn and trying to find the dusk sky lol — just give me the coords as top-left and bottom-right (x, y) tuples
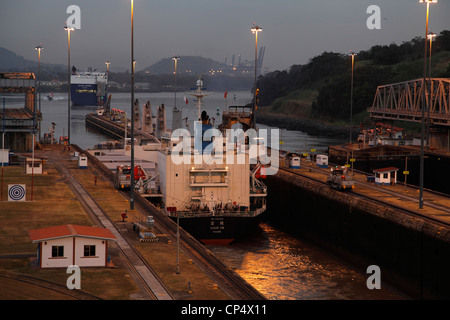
(1, 0), (449, 72)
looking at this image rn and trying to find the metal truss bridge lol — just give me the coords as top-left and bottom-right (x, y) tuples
(368, 78), (450, 127)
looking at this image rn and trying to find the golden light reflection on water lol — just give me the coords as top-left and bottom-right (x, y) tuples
(208, 223), (409, 300)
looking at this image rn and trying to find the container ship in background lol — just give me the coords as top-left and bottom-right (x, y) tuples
(71, 66), (108, 106)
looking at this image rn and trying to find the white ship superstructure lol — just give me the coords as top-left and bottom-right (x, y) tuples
(71, 69), (108, 106)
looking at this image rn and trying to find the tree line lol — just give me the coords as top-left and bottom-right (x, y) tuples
(256, 30), (450, 121)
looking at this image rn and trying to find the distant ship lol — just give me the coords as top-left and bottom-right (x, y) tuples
(71, 66), (107, 106)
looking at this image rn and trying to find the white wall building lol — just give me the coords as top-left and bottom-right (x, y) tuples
(28, 224), (116, 268)
(373, 167), (398, 185)
(25, 158), (43, 174)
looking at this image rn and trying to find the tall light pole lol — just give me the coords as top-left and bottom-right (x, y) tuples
(426, 32), (436, 149)
(130, 0), (135, 211)
(419, 0), (437, 209)
(105, 60), (110, 110)
(349, 51), (356, 146)
(171, 50), (180, 274)
(427, 32), (436, 79)
(35, 44), (43, 142)
(251, 24), (262, 129)
(105, 60), (110, 75)
(64, 26), (74, 145)
(172, 56), (180, 111)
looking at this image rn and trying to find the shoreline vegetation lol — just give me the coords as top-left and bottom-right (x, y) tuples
(256, 110), (353, 139)
(255, 31), (450, 138)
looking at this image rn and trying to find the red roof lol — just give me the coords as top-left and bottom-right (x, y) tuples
(28, 224), (116, 243)
(373, 167), (399, 172)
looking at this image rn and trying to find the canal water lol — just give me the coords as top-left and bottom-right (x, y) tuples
(2, 90), (409, 299)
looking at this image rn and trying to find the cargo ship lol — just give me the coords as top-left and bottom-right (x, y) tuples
(87, 79), (268, 244)
(71, 67), (108, 106)
(159, 79), (267, 244)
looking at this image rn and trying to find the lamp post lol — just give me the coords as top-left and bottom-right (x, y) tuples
(130, 0), (135, 211)
(105, 60), (110, 110)
(172, 56), (180, 111)
(64, 26), (74, 145)
(105, 60), (110, 75)
(427, 32), (436, 79)
(35, 44), (43, 142)
(349, 51), (356, 146)
(419, 0), (437, 210)
(426, 32), (436, 149)
(172, 56), (181, 274)
(251, 24), (262, 129)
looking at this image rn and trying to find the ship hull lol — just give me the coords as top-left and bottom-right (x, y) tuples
(71, 83), (98, 106)
(170, 214), (262, 245)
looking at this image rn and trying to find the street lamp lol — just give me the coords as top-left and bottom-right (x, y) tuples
(35, 44), (43, 141)
(64, 26), (74, 145)
(105, 60), (110, 74)
(419, 0), (437, 209)
(172, 56), (180, 111)
(349, 51), (356, 146)
(427, 32), (436, 78)
(171, 55), (179, 275)
(426, 32), (436, 148)
(251, 24), (262, 129)
(105, 60), (110, 110)
(130, 0), (135, 211)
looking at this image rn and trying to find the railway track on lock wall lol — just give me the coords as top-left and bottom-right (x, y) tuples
(0, 273), (103, 300)
(51, 158), (173, 300)
(129, 190), (266, 300)
(278, 163), (450, 230)
(72, 145), (266, 300)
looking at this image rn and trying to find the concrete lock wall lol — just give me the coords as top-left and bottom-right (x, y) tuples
(265, 171), (450, 299)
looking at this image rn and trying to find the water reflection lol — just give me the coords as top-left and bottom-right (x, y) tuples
(207, 223), (409, 300)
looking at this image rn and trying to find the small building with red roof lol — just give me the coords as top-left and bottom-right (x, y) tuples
(373, 167), (399, 185)
(28, 224), (116, 268)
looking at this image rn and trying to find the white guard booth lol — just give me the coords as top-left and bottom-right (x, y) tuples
(79, 154), (88, 169)
(0, 149), (9, 166)
(373, 167), (398, 185)
(289, 155), (300, 169)
(25, 158), (43, 174)
(316, 154), (328, 168)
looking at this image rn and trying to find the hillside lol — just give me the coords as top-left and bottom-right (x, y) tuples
(256, 31), (450, 136)
(0, 48), (252, 91)
(0, 47), (64, 73)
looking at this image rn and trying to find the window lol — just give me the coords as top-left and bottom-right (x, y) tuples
(51, 246), (64, 258)
(383, 173), (389, 179)
(84, 245), (96, 257)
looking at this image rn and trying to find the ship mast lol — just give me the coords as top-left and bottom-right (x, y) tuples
(187, 78), (212, 121)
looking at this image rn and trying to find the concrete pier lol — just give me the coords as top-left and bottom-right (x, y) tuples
(85, 113), (158, 144)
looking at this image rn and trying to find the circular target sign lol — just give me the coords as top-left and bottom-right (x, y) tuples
(8, 184), (26, 201)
